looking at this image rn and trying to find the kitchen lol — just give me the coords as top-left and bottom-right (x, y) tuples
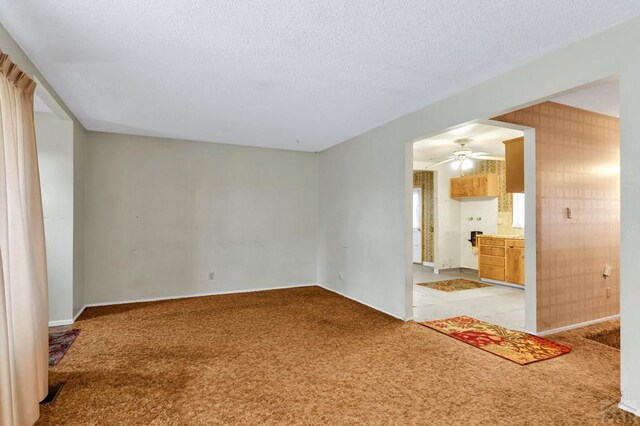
(412, 123), (526, 330)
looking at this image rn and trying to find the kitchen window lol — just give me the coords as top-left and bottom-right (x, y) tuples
(512, 193), (525, 228)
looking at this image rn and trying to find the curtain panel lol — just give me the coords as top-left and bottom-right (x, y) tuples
(0, 51), (48, 426)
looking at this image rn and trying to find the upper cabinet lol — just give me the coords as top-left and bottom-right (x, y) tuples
(450, 174), (499, 199)
(504, 137), (524, 193)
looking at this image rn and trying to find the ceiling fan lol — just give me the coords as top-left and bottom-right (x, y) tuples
(426, 138), (503, 174)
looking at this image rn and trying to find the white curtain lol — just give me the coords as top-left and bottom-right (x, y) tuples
(0, 51), (49, 426)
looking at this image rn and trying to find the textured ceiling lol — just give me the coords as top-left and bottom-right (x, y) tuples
(1, 2), (638, 152)
(413, 123), (522, 165)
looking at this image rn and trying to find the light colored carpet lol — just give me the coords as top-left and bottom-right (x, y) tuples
(39, 286), (628, 425)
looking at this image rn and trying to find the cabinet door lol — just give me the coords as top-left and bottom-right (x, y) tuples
(450, 178), (468, 198)
(506, 246), (525, 285)
(504, 137), (524, 193)
(469, 176), (487, 197)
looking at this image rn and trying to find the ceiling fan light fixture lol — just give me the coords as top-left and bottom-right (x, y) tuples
(450, 158), (473, 171)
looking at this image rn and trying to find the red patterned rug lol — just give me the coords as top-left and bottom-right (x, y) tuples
(49, 329), (80, 366)
(418, 316), (571, 365)
(418, 279), (490, 292)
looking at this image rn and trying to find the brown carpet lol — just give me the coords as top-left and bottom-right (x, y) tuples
(585, 326), (620, 350)
(39, 286), (628, 425)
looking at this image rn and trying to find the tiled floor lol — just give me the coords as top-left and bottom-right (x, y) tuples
(412, 264), (525, 331)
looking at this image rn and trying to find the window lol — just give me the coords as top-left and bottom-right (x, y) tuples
(412, 188), (421, 229)
(512, 193), (525, 229)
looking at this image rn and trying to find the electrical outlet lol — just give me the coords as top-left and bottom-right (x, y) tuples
(209, 272), (215, 280)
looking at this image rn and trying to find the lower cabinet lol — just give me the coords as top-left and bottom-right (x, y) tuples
(477, 236), (524, 285)
(506, 246), (525, 285)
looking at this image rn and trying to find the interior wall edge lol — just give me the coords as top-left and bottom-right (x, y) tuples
(618, 62), (640, 414)
(318, 285), (408, 321)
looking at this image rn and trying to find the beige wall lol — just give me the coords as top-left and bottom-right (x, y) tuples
(35, 112), (74, 322)
(494, 102), (620, 332)
(73, 122), (87, 316)
(84, 132), (318, 304)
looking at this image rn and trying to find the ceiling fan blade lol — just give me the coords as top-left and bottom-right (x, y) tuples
(473, 155), (505, 160)
(468, 152), (489, 158)
(427, 155), (456, 161)
(425, 158), (455, 169)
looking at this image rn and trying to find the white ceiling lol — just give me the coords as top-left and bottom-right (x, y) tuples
(413, 123), (522, 168)
(552, 80), (620, 117)
(1, 2), (638, 152)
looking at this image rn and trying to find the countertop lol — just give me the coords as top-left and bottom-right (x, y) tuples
(479, 234), (524, 239)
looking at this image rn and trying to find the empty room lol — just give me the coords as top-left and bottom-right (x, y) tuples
(1, 2), (640, 425)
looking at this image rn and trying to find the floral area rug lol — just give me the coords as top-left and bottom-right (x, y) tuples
(418, 279), (490, 292)
(418, 316), (571, 365)
(49, 329), (80, 366)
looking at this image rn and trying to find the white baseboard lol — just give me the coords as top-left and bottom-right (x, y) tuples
(318, 285), (408, 321)
(480, 278), (525, 290)
(55, 284), (410, 329)
(619, 401), (639, 417)
(536, 314), (620, 336)
(49, 284), (317, 327)
(73, 305), (86, 322)
(422, 261), (435, 267)
(48, 319), (73, 327)
(82, 283), (318, 308)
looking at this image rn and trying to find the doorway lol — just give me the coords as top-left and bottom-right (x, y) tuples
(408, 78), (620, 340)
(411, 122), (528, 330)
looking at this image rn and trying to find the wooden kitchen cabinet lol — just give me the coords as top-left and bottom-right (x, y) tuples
(505, 243), (525, 285)
(450, 174), (499, 199)
(450, 177), (469, 198)
(477, 236), (524, 285)
(504, 137), (524, 193)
